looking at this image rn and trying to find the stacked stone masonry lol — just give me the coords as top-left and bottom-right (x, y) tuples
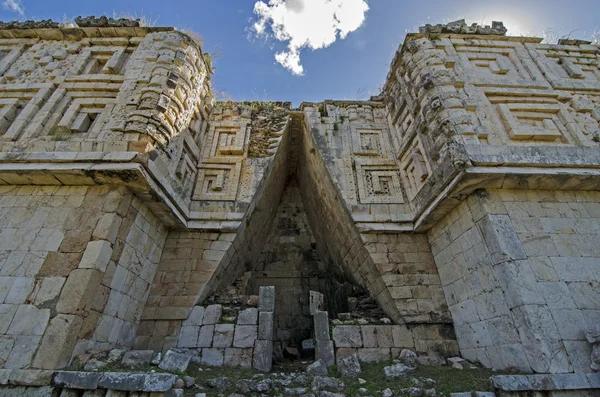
(0, 16), (598, 397)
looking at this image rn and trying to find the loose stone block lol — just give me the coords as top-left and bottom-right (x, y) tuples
(258, 286), (275, 312)
(158, 350), (192, 372)
(316, 340), (335, 366)
(237, 308), (258, 325)
(202, 305), (223, 325)
(201, 348), (224, 366)
(213, 324), (235, 348)
(258, 311), (274, 340)
(142, 373), (177, 392)
(253, 340), (272, 372)
(233, 325), (258, 348)
(98, 372), (145, 391)
(223, 348), (252, 368)
(332, 326), (362, 347)
(314, 310), (330, 341)
(310, 291), (324, 315)
(197, 325), (214, 347)
(79, 240), (112, 272)
(337, 353), (361, 377)
(121, 350), (154, 368)
(32, 314), (82, 369)
(52, 371), (100, 389)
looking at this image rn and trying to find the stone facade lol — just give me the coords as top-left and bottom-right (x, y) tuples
(0, 17), (598, 395)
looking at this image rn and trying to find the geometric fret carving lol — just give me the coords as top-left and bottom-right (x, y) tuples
(73, 47), (129, 76)
(497, 103), (564, 141)
(355, 158), (404, 204)
(212, 125), (245, 156)
(400, 138), (431, 200)
(192, 162), (242, 201)
(351, 127), (385, 156)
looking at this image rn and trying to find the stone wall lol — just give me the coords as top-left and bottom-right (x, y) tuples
(136, 105), (291, 351)
(429, 189), (600, 373)
(0, 184), (166, 370)
(299, 107), (454, 338)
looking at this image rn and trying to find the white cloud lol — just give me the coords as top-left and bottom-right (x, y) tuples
(251, 0), (369, 75)
(3, 0), (24, 17)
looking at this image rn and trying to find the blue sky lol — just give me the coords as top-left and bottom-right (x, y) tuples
(1, 0), (598, 105)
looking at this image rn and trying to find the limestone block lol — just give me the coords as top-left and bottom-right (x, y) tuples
(92, 213), (122, 243)
(316, 340), (335, 367)
(314, 311), (330, 341)
(376, 326), (394, 348)
(56, 269), (103, 315)
(258, 311), (274, 340)
(511, 305), (571, 373)
(258, 286), (275, 312)
(0, 304), (17, 334)
(237, 308), (258, 325)
(233, 325), (258, 348)
(332, 326), (362, 347)
(142, 373), (177, 392)
(183, 306), (205, 326)
(391, 325), (414, 348)
(493, 260), (546, 308)
(201, 348), (224, 366)
(310, 291), (324, 315)
(213, 324), (235, 348)
(336, 353), (361, 377)
(7, 305), (50, 336)
(121, 350), (154, 368)
(98, 372), (145, 391)
(253, 340), (272, 372)
(52, 371), (100, 389)
(361, 326), (377, 348)
(477, 215), (526, 264)
(223, 348), (253, 368)
(32, 277), (66, 308)
(4, 335), (41, 369)
(178, 325), (199, 348)
(5, 277), (34, 304)
(202, 304), (222, 325)
(358, 348), (391, 362)
(158, 350), (191, 372)
(79, 240), (112, 272)
(32, 314), (82, 369)
(197, 325), (214, 347)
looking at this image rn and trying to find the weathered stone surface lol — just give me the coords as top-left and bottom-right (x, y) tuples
(53, 371), (100, 389)
(332, 326), (362, 347)
(306, 359), (328, 376)
(158, 351), (191, 373)
(213, 324), (235, 348)
(337, 353), (361, 377)
(56, 269), (102, 315)
(237, 308), (258, 325)
(310, 291), (324, 315)
(314, 311), (330, 341)
(258, 311), (274, 340)
(316, 340), (335, 367)
(198, 325), (214, 347)
(143, 373), (177, 392)
(98, 372), (145, 391)
(311, 376), (345, 392)
(399, 349), (419, 366)
(223, 348), (252, 368)
(121, 350), (154, 368)
(233, 325), (257, 348)
(32, 314), (82, 369)
(202, 305), (222, 325)
(79, 240), (112, 272)
(201, 348), (224, 366)
(258, 286), (275, 312)
(383, 363), (413, 377)
(253, 340), (272, 372)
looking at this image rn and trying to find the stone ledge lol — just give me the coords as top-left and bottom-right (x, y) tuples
(0, 26), (173, 40)
(491, 374), (600, 391)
